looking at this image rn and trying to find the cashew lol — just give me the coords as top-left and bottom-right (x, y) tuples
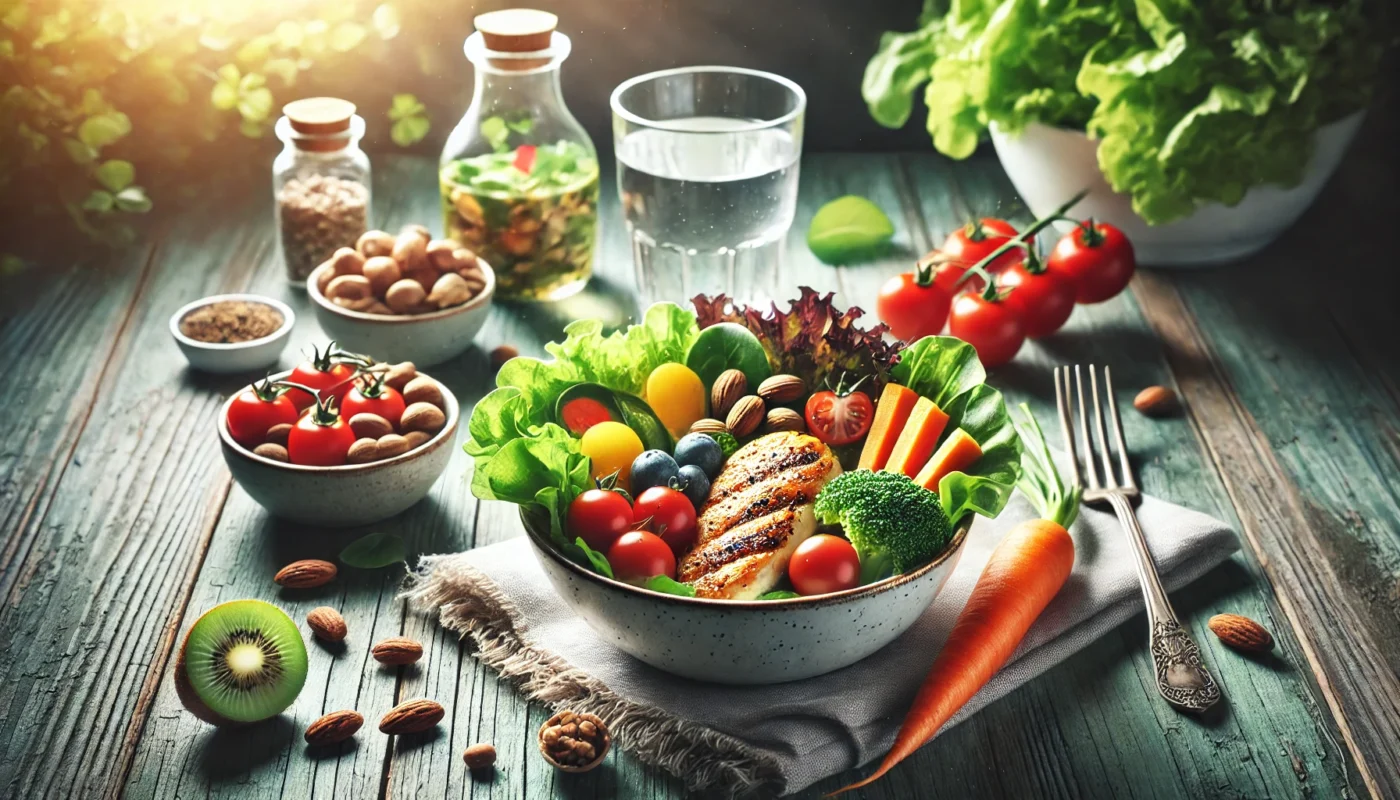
(362, 255), (402, 295)
(427, 272), (473, 308)
(326, 274), (373, 302)
(330, 247), (365, 276)
(426, 239), (459, 270)
(311, 262), (336, 295)
(392, 231), (428, 273)
(356, 230), (395, 258)
(385, 278), (427, 313)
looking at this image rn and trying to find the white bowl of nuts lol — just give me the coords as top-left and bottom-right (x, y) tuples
(217, 362), (458, 527)
(307, 225), (494, 367)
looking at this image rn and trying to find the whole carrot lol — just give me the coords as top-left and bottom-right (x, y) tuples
(831, 405), (1078, 795)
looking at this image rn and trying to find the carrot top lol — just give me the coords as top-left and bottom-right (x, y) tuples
(1014, 403), (1080, 528)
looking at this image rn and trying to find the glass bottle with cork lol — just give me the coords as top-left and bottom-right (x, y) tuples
(274, 98), (371, 286)
(440, 9), (598, 302)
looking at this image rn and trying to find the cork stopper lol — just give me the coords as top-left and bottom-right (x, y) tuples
(474, 9), (557, 70)
(283, 97), (356, 151)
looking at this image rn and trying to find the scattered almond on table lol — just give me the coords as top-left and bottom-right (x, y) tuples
(379, 699), (445, 735)
(1208, 613), (1273, 653)
(463, 742), (496, 775)
(305, 710), (363, 746)
(306, 607), (347, 642)
(1134, 385), (1178, 416)
(274, 559), (338, 588)
(371, 636), (424, 665)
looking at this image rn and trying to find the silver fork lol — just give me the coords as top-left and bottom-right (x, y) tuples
(1055, 364), (1222, 713)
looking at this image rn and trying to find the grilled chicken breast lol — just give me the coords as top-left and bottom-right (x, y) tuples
(678, 432), (841, 599)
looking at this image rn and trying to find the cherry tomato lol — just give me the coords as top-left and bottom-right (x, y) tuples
(948, 288), (1026, 369)
(804, 384), (874, 446)
(876, 263), (953, 342)
(788, 534), (861, 596)
(287, 397), (356, 466)
(941, 218), (1022, 275)
(607, 530), (677, 583)
(633, 486), (698, 555)
(1046, 221), (1136, 304)
(341, 372), (406, 428)
(286, 343), (365, 410)
(567, 488), (634, 552)
(226, 377), (298, 449)
(1000, 254), (1077, 339)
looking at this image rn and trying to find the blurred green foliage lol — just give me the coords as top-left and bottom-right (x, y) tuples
(0, 0), (429, 249)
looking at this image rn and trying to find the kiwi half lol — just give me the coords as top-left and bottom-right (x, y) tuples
(175, 599), (308, 725)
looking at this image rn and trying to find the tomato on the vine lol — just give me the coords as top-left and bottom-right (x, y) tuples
(226, 376), (298, 448)
(877, 258), (953, 342)
(941, 218), (1023, 275)
(568, 486), (634, 552)
(286, 397), (356, 466)
(1000, 250), (1077, 339)
(804, 378), (875, 446)
(634, 486), (697, 555)
(788, 534), (861, 596)
(341, 372), (406, 428)
(1046, 220), (1136, 304)
(948, 278), (1026, 368)
(286, 342), (368, 410)
(608, 530), (676, 582)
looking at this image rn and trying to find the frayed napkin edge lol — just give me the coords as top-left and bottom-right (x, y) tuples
(402, 553), (787, 798)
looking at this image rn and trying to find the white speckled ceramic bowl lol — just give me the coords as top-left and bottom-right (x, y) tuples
(522, 510), (970, 684)
(169, 294), (295, 374)
(218, 369), (458, 527)
(306, 262), (494, 367)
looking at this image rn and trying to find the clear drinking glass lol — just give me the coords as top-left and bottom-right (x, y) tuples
(611, 67), (805, 296)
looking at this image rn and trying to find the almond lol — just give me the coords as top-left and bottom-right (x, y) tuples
(379, 699), (445, 735)
(402, 376), (444, 409)
(346, 438), (380, 464)
(757, 374), (804, 405)
(376, 434), (411, 458)
(1134, 385), (1178, 416)
(689, 418), (727, 435)
(305, 710), (364, 746)
(463, 742), (497, 772)
(403, 430), (431, 448)
(490, 345), (518, 370)
(763, 407), (805, 433)
(307, 606), (347, 642)
(725, 395), (765, 438)
(349, 413), (394, 440)
(253, 443), (289, 462)
(274, 559), (337, 589)
(372, 636), (424, 665)
(1208, 613), (1273, 653)
(401, 402), (445, 434)
(384, 361), (417, 391)
(710, 369), (748, 419)
(265, 423), (293, 446)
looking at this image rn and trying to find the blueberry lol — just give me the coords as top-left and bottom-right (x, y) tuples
(630, 450), (680, 495)
(677, 464), (711, 509)
(673, 433), (724, 478)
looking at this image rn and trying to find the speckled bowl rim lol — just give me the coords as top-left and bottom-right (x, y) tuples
(169, 293), (295, 351)
(306, 258), (495, 325)
(217, 368), (459, 474)
(521, 507), (971, 610)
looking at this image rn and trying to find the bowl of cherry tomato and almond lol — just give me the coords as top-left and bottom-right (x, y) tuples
(876, 193), (1137, 367)
(218, 344), (458, 527)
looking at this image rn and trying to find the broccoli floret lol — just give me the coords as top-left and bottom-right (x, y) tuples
(813, 470), (953, 582)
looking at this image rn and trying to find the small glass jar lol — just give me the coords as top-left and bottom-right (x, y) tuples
(273, 98), (371, 286)
(440, 10), (598, 302)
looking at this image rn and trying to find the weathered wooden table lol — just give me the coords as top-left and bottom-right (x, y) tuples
(2, 104), (1396, 799)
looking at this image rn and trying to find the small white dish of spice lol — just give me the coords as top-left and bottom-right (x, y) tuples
(170, 294), (295, 374)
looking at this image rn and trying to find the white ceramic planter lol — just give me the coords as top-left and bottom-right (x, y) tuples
(523, 510), (969, 684)
(990, 113), (1364, 267)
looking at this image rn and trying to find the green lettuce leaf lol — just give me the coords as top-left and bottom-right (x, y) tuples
(864, 0), (1384, 224)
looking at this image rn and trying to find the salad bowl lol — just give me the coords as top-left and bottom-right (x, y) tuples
(991, 111), (1365, 267)
(522, 508), (970, 684)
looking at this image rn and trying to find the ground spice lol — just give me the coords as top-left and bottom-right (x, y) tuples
(277, 174), (369, 282)
(180, 300), (284, 343)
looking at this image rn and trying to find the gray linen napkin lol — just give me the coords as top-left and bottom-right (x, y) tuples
(407, 493), (1237, 797)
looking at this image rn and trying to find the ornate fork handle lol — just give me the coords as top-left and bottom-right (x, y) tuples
(1105, 493), (1221, 713)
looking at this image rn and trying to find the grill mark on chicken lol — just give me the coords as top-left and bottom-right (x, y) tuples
(706, 445), (824, 503)
(679, 506), (800, 582)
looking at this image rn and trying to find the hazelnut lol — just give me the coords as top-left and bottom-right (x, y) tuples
(464, 742), (496, 774)
(356, 230), (396, 258)
(329, 247), (365, 276)
(326, 274), (373, 302)
(385, 278), (427, 314)
(362, 256), (402, 295)
(426, 239), (459, 270)
(392, 230), (428, 273)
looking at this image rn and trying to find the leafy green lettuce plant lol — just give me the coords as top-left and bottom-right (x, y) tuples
(863, 0), (1387, 224)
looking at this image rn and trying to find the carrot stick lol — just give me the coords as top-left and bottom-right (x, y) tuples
(830, 405), (1078, 796)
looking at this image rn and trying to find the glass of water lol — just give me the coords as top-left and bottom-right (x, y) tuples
(611, 67), (805, 297)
